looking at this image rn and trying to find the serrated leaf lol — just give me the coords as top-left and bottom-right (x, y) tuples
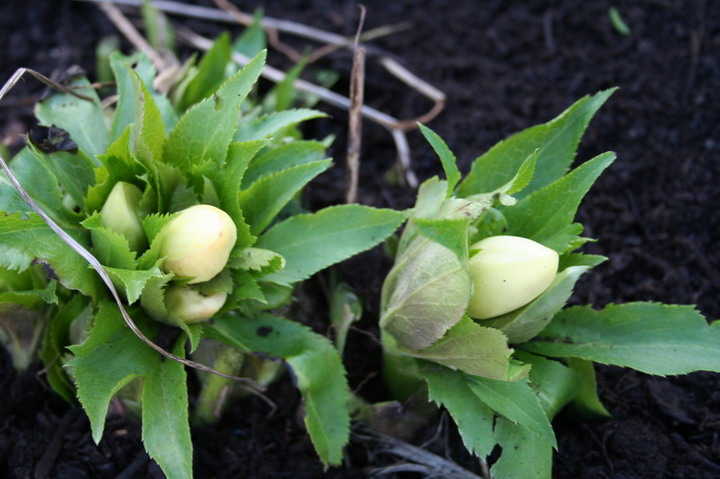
(163, 50), (266, 172)
(231, 247), (285, 276)
(238, 159), (331, 235)
(257, 205), (406, 285)
(525, 303), (720, 375)
(415, 217), (470, 264)
(484, 265), (590, 343)
(177, 32), (232, 112)
(234, 109), (327, 142)
(491, 418), (553, 479)
(128, 66), (165, 172)
(231, 270), (265, 303)
(420, 364), (496, 457)
(35, 75), (109, 159)
(242, 141), (327, 187)
(105, 265), (165, 305)
(558, 252), (607, 270)
(28, 147), (96, 210)
(514, 350), (580, 419)
(82, 213), (137, 270)
(330, 283), (362, 356)
(457, 89), (615, 198)
(142, 336), (193, 479)
(0, 148), (82, 228)
(211, 140), (267, 249)
(381, 237), (471, 351)
(0, 212), (101, 299)
(504, 152), (615, 252)
(206, 313), (350, 465)
(467, 376), (556, 448)
(406, 316), (525, 381)
(67, 301), (159, 443)
(418, 124), (461, 197)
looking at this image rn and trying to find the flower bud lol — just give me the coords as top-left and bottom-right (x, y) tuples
(159, 205), (237, 284)
(165, 285), (227, 323)
(100, 181), (147, 252)
(467, 235), (558, 319)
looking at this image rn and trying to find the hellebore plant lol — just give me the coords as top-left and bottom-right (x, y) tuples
(0, 29), (405, 479)
(379, 91), (720, 479)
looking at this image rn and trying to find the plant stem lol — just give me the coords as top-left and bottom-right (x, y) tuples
(193, 344), (245, 425)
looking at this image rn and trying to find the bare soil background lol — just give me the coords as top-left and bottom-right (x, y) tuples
(1, 1), (719, 478)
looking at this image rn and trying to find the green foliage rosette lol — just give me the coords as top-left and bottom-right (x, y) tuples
(379, 90), (720, 478)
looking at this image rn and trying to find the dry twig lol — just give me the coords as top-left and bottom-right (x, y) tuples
(346, 7), (367, 204)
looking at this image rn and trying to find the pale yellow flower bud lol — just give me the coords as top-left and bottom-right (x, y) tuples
(165, 285), (227, 323)
(100, 181), (147, 252)
(159, 205), (237, 284)
(467, 235), (558, 319)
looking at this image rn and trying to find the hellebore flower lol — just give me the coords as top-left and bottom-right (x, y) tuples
(467, 235), (559, 319)
(100, 181), (147, 252)
(165, 284), (227, 323)
(159, 205), (237, 284)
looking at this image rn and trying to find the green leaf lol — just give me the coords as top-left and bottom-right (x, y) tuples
(457, 89), (615, 198)
(238, 159), (332, 235)
(231, 247), (285, 276)
(163, 50), (266, 172)
(35, 75), (110, 159)
(177, 33), (232, 111)
(82, 213), (137, 270)
(211, 140), (267, 249)
(504, 152), (615, 252)
(264, 59), (304, 112)
(242, 141), (327, 187)
(67, 301), (159, 442)
(525, 303), (720, 375)
(467, 376), (556, 447)
(0, 148), (82, 228)
(235, 109), (327, 142)
(514, 351), (580, 419)
(84, 127), (146, 214)
(105, 266), (165, 305)
(206, 313), (350, 465)
(406, 316), (526, 381)
(256, 205), (407, 285)
(128, 66), (165, 172)
(418, 124), (460, 197)
(565, 357), (611, 417)
(420, 364), (496, 457)
(41, 295), (90, 403)
(484, 265), (590, 343)
(233, 11), (267, 58)
(492, 418), (553, 479)
(558, 252), (607, 270)
(415, 217), (470, 264)
(0, 212), (101, 299)
(330, 283), (362, 356)
(142, 336), (193, 479)
(28, 148), (96, 210)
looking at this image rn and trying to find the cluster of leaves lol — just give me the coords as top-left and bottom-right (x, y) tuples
(0, 25), (404, 478)
(379, 90), (720, 478)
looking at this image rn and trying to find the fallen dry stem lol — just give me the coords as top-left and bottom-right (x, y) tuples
(345, 7), (367, 204)
(0, 68), (274, 405)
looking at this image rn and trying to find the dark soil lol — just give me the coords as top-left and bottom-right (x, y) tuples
(1, 0), (719, 478)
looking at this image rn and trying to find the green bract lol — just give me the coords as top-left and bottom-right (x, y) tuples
(0, 27), (406, 478)
(379, 92), (720, 479)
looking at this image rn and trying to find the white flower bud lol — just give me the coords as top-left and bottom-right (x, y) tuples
(467, 235), (559, 319)
(100, 182), (147, 252)
(159, 205), (237, 284)
(165, 285), (227, 323)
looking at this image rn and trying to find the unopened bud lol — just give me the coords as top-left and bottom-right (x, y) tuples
(100, 182), (147, 252)
(165, 285), (227, 323)
(467, 235), (558, 319)
(159, 205), (237, 284)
